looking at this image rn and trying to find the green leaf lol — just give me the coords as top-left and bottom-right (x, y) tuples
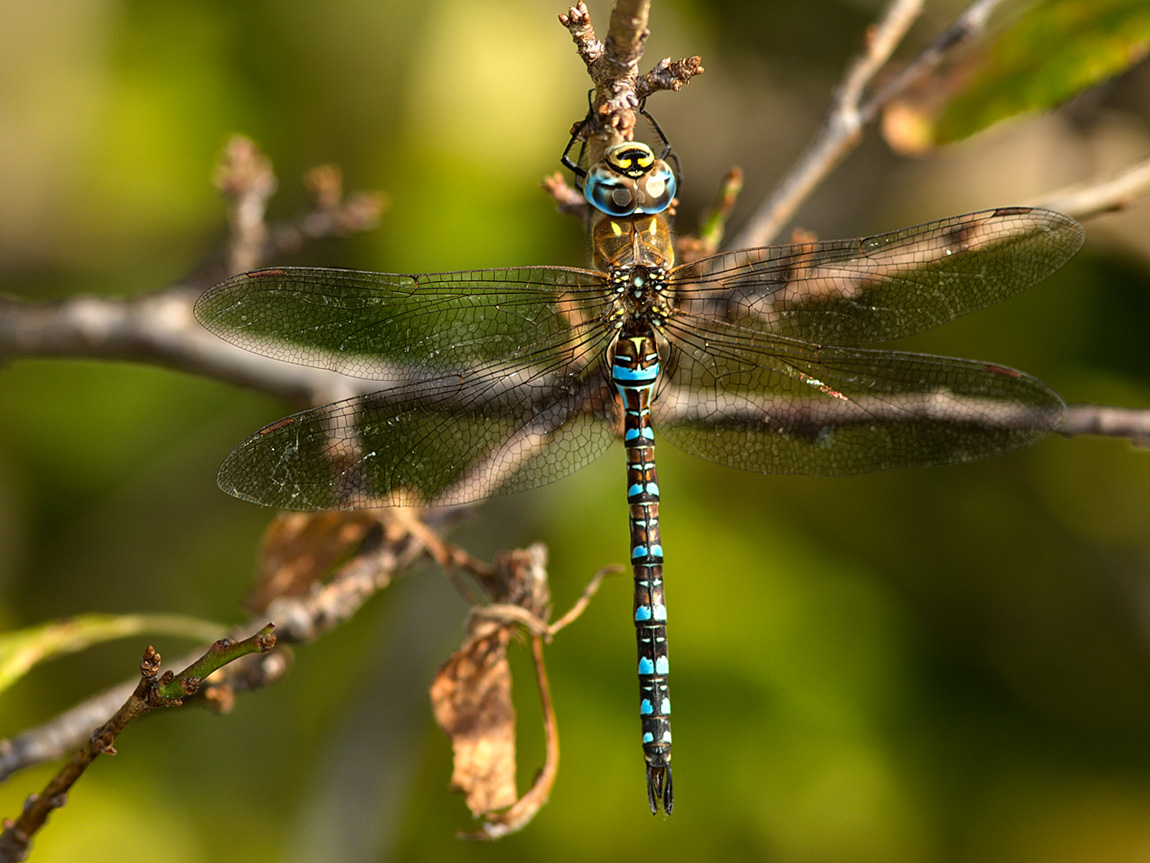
(935, 0), (1150, 144)
(886, 0), (1150, 152)
(0, 614), (226, 694)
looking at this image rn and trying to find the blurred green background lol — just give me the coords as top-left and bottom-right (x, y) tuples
(2, 0), (1150, 861)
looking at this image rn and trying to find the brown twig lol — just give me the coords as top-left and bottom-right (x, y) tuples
(1030, 156), (1150, 220)
(471, 562), (619, 640)
(548, 564), (620, 634)
(541, 170), (588, 214)
(215, 136), (277, 276)
(559, 0), (701, 159)
(0, 509), (452, 785)
(637, 55), (704, 101)
(259, 509), (454, 646)
(1063, 404), (1150, 447)
(678, 167), (745, 261)
(728, 0), (1021, 250)
(0, 629), (276, 863)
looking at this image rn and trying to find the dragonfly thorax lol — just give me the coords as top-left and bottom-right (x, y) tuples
(590, 211), (675, 273)
(607, 264), (672, 330)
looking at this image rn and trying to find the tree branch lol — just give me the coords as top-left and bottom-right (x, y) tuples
(2, 3), (1146, 845)
(1031, 155), (1150, 219)
(559, 0), (701, 159)
(728, 0), (1022, 250)
(1063, 404), (1150, 447)
(0, 629), (276, 862)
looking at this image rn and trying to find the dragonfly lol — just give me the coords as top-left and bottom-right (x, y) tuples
(196, 126), (1084, 815)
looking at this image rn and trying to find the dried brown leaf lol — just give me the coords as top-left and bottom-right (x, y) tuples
(248, 511), (381, 612)
(430, 630), (518, 816)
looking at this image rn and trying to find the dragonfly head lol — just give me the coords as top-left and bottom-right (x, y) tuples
(584, 142), (677, 218)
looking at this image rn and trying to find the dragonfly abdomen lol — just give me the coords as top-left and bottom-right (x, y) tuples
(612, 325), (673, 814)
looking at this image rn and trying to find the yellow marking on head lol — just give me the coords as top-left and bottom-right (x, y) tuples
(605, 142), (657, 179)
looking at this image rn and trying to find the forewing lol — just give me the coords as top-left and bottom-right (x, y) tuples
(655, 318), (1066, 476)
(195, 266), (607, 379)
(669, 208), (1084, 346)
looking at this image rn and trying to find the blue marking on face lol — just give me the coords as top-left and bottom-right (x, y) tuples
(635, 606), (652, 622)
(640, 699), (653, 715)
(661, 697), (671, 714)
(628, 483), (644, 498)
(643, 732), (654, 744)
(649, 544), (663, 558)
(632, 545), (647, 559)
(653, 604), (667, 621)
(655, 656), (669, 674)
(662, 730), (672, 743)
(647, 483), (660, 497)
(639, 657), (655, 675)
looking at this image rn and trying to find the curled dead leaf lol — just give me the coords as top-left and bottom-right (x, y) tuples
(430, 629), (518, 816)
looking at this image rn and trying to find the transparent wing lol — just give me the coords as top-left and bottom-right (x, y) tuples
(669, 208), (1084, 346)
(216, 332), (620, 509)
(655, 317), (1066, 476)
(194, 265), (608, 379)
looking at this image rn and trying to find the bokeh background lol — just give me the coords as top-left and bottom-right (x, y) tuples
(2, 0), (1149, 861)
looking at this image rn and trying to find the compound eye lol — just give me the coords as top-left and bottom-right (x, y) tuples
(584, 163), (639, 216)
(634, 160), (676, 214)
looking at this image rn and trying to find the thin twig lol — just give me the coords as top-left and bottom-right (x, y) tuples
(215, 136), (277, 276)
(0, 510), (449, 782)
(469, 560), (617, 643)
(1063, 404), (1150, 447)
(541, 170), (588, 214)
(1031, 156), (1150, 219)
(0, 629), (276, 863)
(729, 0), (1021, 250)
(187, 136), (384, 292)
(678, 167), (744, 260)
(549, 564), (621, 634)
(559, 0), (701, 159)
